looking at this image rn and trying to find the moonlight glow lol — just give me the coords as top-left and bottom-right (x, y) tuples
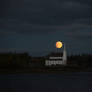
(56, 41), (63, 48)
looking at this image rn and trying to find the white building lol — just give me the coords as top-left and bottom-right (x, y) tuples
(45, 44), (67, 66)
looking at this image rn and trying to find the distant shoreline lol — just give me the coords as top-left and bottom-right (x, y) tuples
(0, 67), (92, 74)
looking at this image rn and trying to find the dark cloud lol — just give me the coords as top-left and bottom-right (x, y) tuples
(0, 0), (92, 55)
(23, 0), (92, 25)
(0, 18), (92, 36)
(0, 0), (23, 18)
(0, 0), (92, 25)
(66, 29), (92, 40)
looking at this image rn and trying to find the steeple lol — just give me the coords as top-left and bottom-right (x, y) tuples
(63, 43), (67, 65)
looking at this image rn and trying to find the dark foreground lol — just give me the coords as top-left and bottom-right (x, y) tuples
(0, 72), (92, 92)
(0, 66), (92, 74)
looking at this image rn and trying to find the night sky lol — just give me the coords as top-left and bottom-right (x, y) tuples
(0, 0), (92, 56)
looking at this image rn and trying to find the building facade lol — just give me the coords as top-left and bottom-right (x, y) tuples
(45, 44), (67, 66)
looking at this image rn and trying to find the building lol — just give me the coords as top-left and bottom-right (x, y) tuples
(45, 44), (67, 66)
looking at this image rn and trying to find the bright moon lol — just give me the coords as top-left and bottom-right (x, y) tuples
(56, 41), (63, 48)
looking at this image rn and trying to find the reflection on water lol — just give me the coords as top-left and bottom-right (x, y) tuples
(0, 72), (92, 92)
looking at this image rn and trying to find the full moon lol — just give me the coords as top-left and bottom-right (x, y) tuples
(56, 41), (63, 48)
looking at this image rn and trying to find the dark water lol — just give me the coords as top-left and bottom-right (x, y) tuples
(0, 72), (92, 92)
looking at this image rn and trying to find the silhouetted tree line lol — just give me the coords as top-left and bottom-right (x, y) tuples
(68, 54), (92, 68)
(0, 52), (30, 68)
(0, 53), (92, 69)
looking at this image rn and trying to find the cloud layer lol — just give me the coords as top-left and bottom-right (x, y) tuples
(0, 0), (92, 55)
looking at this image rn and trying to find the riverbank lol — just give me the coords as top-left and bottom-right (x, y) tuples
(0, 66), (92, 74)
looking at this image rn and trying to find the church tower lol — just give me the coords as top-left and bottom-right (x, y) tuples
(62, 44), (67, 65)
(45, 42), (67, 66)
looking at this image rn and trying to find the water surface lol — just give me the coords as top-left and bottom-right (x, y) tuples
(0, 72), (92, 92)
